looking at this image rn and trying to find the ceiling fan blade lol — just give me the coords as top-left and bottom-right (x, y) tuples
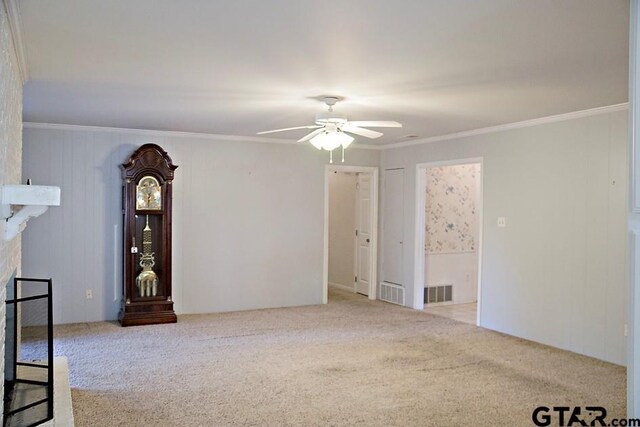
(341, 125), (383, 139)
(347, 121), (402, 128)
(257, 125), (321, 135)
(297, 128), (325, 142)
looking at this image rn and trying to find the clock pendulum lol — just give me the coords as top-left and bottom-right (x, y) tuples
(136, 215), (158, 297)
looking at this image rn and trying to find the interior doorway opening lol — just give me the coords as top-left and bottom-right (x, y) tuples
(323, 165), (378, 303)
(415, 159), (483, 326)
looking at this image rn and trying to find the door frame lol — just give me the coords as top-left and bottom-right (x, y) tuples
(324, 165), (379, 303)
(414, 158), (484, 326)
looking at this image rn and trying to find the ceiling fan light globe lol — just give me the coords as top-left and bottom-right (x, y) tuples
(309, 131), (353, 151)
(336, 132), (354, 148)
(309, 135), (324, 150)
(341, 137), (354, 149)
(323, 139), (342, 151)
(315, 133), (341, 151)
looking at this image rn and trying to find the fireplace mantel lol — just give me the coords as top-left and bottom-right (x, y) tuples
(0, 185), (60, 241)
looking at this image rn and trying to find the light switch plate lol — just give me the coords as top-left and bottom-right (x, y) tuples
(497, 217), (506, 227)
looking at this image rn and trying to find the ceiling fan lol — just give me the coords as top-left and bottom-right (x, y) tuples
(257, 97), (402, 162)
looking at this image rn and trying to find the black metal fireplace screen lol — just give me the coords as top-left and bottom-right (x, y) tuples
(3, 278), (53, 427)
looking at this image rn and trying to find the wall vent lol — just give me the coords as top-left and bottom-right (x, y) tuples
(379, 282), (405, 306)
(425, 284), (453, 304)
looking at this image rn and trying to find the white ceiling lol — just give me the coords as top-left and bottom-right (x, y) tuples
(19, 0), (629, 145)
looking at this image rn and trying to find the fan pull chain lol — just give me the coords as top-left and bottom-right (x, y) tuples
(341, 146), (345, 162)
(329, 150), (333, 164)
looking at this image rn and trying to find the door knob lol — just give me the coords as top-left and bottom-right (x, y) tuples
(366, 238), (370, 243)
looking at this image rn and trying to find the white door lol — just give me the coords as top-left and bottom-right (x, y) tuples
(356, 173), (372, 295)
(383, 168), (404, 285)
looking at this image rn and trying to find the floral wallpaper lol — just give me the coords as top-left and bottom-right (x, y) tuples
(426, 164), (479, 254)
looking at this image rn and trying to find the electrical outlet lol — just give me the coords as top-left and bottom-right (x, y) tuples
(497, 217), (506, 228)
(86, 289), (93, 299)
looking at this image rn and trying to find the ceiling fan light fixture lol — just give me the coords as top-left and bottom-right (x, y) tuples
(257, 96), (401, 162)
(309, 131), (354, 152)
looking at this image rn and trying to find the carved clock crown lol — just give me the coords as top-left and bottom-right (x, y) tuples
(121, 143), (178, 181)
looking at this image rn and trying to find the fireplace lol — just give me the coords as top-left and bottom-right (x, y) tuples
(3, 277), (53, 427)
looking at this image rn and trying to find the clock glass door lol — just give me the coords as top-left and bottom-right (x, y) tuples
(133, 211), (165, 300)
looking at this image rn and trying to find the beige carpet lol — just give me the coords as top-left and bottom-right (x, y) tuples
(53, 288), (625, 426)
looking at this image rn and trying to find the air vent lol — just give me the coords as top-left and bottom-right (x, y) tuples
(380, 282), (405, 306)
(425, 284), (453, 304)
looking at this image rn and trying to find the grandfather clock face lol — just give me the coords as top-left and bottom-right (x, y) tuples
(136, 176), (162, 210)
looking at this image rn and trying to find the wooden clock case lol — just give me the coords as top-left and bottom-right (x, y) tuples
(119, 144), (177, 326)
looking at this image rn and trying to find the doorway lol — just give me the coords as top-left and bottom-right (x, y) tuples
(414, 158), (483, 326)
(323, 165), (379, 303)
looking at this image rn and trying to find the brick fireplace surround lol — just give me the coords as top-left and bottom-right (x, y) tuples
(0, 0), (25, 424)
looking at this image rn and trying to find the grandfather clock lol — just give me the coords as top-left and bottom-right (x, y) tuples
(119, 144), (177, 326)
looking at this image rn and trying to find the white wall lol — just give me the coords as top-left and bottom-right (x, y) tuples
(381, 109), (628, 365)
(21, 126), (380, 324)
(381, 168), (405, 286)
(328, 172), (356, 289)
(0, 2), (23, 421)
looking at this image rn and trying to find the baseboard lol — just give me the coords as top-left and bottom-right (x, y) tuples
(328, 282), (355, 293)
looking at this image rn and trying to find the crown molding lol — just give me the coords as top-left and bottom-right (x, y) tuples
(3, 0), (29, 83)
(21, 122), (383, 150)
(382, 102), (629, 150)
(24, 102), (624, 151)
(23, 122), (300, 144)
